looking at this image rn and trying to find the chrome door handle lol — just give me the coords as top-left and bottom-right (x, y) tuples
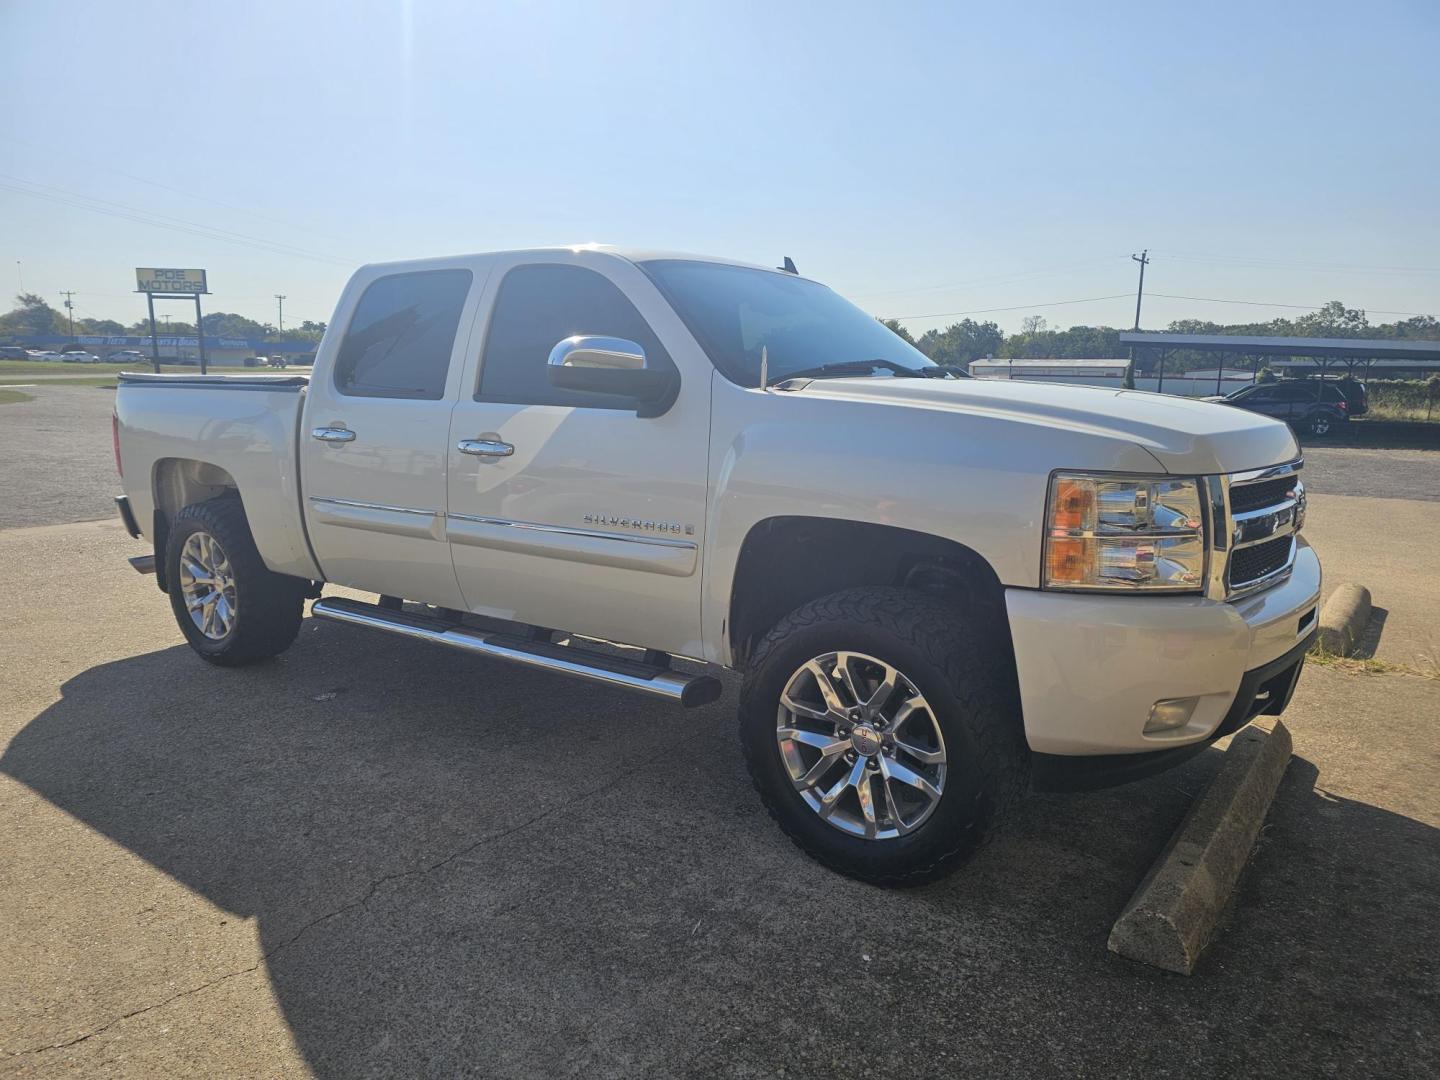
(457, 438), (514, 458)
(311, 426), (356, 443)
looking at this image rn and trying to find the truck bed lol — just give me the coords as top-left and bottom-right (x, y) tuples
(116, 373), (310, 389)
(114, 372), (321, 581)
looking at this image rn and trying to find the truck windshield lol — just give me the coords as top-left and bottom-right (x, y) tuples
(639, 259), (936, 387)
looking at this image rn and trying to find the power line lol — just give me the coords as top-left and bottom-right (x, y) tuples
(0, 135), (357, 249)
(884, 294), (1132, 321)
(1149, 250), (1440, 276)
(0, 175), (354, 266)
(1146, 292), (1432, 317)
(848, 254), (1132, 301)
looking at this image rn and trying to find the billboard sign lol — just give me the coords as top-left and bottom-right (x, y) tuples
(135, 267), (208, 294)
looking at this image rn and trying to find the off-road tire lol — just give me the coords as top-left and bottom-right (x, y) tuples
(739, 586), (1029, 886)
(166, 494), (306, 666)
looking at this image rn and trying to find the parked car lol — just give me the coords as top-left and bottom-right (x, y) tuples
(106, 350), (148, 364)
(28, 351), (66, 361)
(1211, 380), (1350, 436)
(61, 350), (102, 363)
(0, 346), (28, 360)
(1304, 374), (1368, 417)
(113, 247), (1320, 886)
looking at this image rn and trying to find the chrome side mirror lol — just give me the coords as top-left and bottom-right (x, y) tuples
(546, 335), (678, 417)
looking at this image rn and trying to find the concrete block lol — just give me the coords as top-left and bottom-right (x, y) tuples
(1108, 720), (1293, 974)
(1316, 583), (1372, 657)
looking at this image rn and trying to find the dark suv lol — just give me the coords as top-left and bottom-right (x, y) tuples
(1305, 374), (1368, 416)
(1215, 380), (1350, 436)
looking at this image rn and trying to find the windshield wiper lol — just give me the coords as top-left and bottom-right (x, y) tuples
(916, 364), (971, 379)
(767, 358), (928, 387)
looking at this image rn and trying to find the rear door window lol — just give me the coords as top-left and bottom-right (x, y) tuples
(334, 269), (473, 400)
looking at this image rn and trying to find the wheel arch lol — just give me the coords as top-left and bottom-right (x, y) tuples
(148, 458), (242, 593)
(152, 457), (241, 520)
(727, 516), (1014, 671)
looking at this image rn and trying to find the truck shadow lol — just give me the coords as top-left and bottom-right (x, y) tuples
(4, 624), (1437, 1076)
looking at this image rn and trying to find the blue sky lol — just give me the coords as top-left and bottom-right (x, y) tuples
(2, 0), (1437, 336)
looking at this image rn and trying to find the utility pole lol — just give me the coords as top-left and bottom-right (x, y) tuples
(1131, 250), (1149, 330)
(60, 290), (76, 340)
(1125, 250), (1150, 391)
(275, 294), (286, 336)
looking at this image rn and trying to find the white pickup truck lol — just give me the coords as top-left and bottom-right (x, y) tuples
(113, 247), (1320, 884)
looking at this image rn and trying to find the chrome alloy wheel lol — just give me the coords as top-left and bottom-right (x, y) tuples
(776, 651), (947, 840)
(178, 531), (238, 640)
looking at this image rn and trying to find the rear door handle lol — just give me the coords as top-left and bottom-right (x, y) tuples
(312, 426), (356, 443)
(458, 438), (514, 458)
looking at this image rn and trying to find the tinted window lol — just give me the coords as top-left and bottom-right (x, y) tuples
(335, 269), (472, 399)
(1272, 383), (1314, 402)
(478, 264), (672, 408)
(640, 259), (937, 386)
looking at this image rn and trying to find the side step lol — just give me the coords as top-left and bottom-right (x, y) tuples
(310, 597), (723, 708)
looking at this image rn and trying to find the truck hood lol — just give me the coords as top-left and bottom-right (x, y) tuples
(792, 377), (1299, 475)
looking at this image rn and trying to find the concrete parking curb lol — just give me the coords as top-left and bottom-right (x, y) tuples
(1316, 583), (1373, 657)
(1107, 719), (1292, 974)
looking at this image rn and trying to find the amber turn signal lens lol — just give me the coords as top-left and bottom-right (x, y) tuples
(1050, 479), (1094, 533)
(1045, 536), (1090, 584)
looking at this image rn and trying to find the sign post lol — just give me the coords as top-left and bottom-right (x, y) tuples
(135, 268), (210, 374)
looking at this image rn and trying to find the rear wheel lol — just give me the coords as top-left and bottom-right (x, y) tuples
(166, 495), (306, 666)
(739, 586), (1028, 886)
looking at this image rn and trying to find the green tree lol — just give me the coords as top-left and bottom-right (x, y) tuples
(0, 293), (64, 335)
(915, 319), (1003, 365)
(878, 317), (914, 345)
(78, 318), (126, 334)
(1295, 300), (1369, 338)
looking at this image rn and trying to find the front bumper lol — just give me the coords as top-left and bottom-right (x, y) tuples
(1006, 537), (1320, 759)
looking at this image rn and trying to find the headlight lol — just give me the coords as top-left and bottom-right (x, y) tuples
(1044, 473), (1206, 592)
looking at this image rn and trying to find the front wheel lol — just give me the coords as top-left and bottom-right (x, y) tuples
(166, 495), (306, 666)
(739, 587), (1028, 886)
(1308, 410), (1338, 436)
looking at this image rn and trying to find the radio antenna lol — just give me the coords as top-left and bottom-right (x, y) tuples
(759, 345), (769, 390)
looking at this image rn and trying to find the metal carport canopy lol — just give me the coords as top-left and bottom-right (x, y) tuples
(1119, 332), (1440, 361)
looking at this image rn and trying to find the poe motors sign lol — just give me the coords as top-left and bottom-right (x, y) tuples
(135, 268), (212, 372)
(135, 267), (208, 294)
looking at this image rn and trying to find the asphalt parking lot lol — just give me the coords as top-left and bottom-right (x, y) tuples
(2, 385), (1438, 1077)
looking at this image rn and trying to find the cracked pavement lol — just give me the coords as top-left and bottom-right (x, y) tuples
(2, 510), (1438, 1076)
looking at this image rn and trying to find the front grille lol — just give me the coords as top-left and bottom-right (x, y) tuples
(1229, 476), (1296, 514)
(1229, 535), (1292, 587)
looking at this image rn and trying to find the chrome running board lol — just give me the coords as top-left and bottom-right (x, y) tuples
(310, 596), (722, 708)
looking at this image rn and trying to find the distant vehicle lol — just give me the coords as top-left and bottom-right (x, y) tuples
(62, 351), (103, 364)
(265, 356), (289, 369)
(1303, 374), (1368, 417)
(28, 351), (66, 361)
(0, 346), (28, 360)
(106, 350), (148, 364)
(1211, 380), (1350, 436)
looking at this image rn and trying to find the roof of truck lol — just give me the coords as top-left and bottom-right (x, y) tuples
(358, 245), (805, 278)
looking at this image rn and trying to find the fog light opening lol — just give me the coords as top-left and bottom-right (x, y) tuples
(1145, 697), (1200, 734)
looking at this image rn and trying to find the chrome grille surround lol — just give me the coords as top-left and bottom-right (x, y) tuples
(1202, 461), (1305, 601)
